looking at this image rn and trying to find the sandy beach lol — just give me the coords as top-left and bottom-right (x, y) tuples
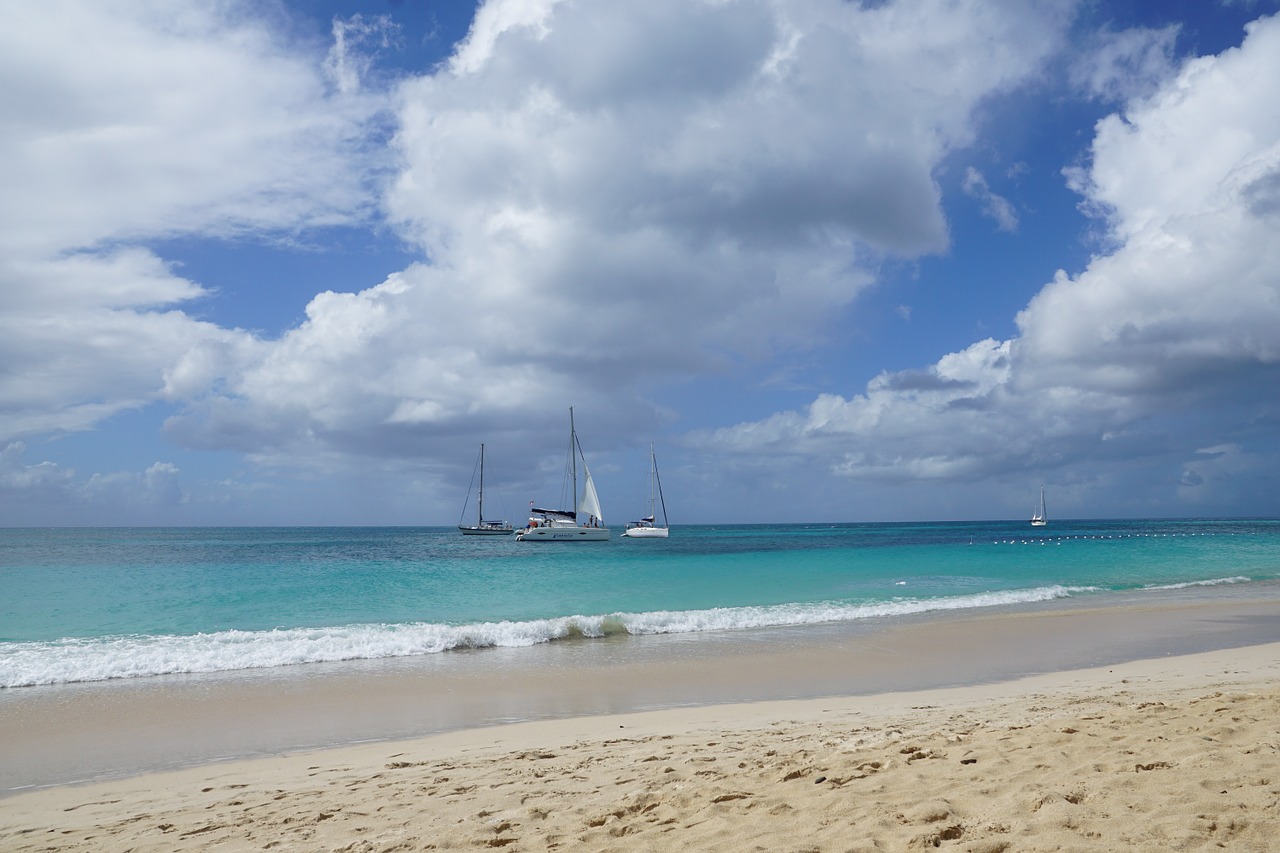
(3, 597), (1279, 851)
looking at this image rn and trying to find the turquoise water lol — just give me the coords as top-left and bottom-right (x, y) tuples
(2, 519), (1277, 688)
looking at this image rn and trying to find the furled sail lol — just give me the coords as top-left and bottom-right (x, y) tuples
(531, 507), (576, 519)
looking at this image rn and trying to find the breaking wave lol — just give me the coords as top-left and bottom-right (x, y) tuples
(1, 584), (1089, 688)
(1142, 576), (1250, 590)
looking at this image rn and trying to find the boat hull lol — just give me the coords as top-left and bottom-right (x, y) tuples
(459, 525), (513, 535)
(516, 525), (610, 541)
(622, 526), (668, 538)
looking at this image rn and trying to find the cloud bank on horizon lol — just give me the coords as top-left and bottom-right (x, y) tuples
(1, 0), (1277, 525)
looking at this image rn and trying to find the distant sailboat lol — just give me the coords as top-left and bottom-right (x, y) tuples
(516, 407), (609, 541)
(1030, 485), (1047, 527)
(622, 444), (669, 538)
(458, 443), (513, 535)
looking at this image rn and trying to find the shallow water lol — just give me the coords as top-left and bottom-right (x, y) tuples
(2, 519), (1277, 687)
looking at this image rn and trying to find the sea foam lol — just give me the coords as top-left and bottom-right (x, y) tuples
(0, 584), (1085, 688)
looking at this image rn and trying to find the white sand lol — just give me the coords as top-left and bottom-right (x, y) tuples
(3, 641), (1278, 852)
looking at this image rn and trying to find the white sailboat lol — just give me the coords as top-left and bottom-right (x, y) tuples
(516, 407), (610, 541)
(1030, 485), (1047, 527)
(458, 443), (513, 535)
(623, 443), (669, 538)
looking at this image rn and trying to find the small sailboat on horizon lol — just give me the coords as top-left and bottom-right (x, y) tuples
(1030, 485), (1047, 527)
(516, 407), (609, 541)
(622, 443), (669, 538)
(458, 443), (513, 535)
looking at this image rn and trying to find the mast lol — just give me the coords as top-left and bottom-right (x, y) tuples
(653, 445), (668, 527)
(477, 443), (485, 525)
(569, 407), (578, 519)
(647, 443), (656, 519)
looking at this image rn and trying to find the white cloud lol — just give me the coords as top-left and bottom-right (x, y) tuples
(702, 13), (1280, 514)
(326, 13), (401, 95)
(1028, 15), (1280, 380)
(450, 0), (564, 75)
(162, 0), (1070, 465)
(39, 1), (1280, 522)
(0, 443), (74, 495)
(0, 248), (247, 439)
(0, 2), (384, 256)
(0, 1), (389, 444)
(1069, 24), (1179, 103)
(961, 167), (1019, 231)
(699, 338), (1019, 481)
(0, 442), (190, 524)
(83, 460), (187, 508)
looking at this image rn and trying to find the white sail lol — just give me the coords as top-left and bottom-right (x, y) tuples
(515, 406), (609, 540)
(579, 469), (603, 523)
(1030, 485), (1047, 526)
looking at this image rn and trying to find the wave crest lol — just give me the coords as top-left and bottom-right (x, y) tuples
(0, 585), (1085, 688)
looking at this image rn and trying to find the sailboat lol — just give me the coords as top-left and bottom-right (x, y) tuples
(1030, 485), (1047, 527)
(622, 443), (669, 538)
(458, 443), (513, 535)
(516, 407), (610, 541)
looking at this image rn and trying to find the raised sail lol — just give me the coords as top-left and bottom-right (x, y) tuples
(1030, 485), (1047, 527)
(516, 407), (609, 541)
(579, 470), (603, 525)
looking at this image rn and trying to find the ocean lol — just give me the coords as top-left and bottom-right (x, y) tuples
(3, 518), (1278, 690)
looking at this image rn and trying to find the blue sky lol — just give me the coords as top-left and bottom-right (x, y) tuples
(2, 0), (1279, 526)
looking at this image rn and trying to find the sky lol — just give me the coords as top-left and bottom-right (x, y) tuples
(2, 0), (1279, 526)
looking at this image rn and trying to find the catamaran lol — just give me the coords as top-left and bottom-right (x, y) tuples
(516, 407), (609, 541)
(622, 443), (669, 538)
(458, 443), (513, 535)
(1030, 485), (1047, 527)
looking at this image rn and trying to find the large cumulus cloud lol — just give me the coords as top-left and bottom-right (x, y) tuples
(0, 0), (386, 445)
(15, 0), (1274, 523)
(703, 13), (1280, 516)
(164, 0), (1072, 469)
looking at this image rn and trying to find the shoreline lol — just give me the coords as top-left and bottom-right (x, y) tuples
(3, 638), (1279, 850)
(2, 585), (1279, 795)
